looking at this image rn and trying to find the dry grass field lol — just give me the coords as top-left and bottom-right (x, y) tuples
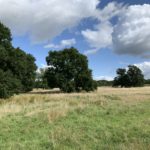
(0, 87), (150, 149)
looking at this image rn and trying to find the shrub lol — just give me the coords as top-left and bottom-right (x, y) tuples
(0, 70), (22, 98)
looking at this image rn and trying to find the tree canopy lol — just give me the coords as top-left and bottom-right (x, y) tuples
(0, 22), (37, 98)
(97, 80), (113, 87)
(45, 47), (97, 92)
(113, 65), (144, 87)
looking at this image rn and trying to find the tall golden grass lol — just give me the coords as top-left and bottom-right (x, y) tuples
(0, 87), (150, 120)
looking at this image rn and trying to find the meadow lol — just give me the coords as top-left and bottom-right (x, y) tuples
(0, 87), (150, 150)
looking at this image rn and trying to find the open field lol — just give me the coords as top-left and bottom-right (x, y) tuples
(0, 87), (150, 150)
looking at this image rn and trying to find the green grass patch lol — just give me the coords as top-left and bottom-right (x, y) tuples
(0, 97), (150, 150)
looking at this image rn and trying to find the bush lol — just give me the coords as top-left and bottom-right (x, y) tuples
(0, 70), (22, 98)
(97, 80), (113, 87)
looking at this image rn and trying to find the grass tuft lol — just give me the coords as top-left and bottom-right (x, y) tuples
(0, 87), (150, 149)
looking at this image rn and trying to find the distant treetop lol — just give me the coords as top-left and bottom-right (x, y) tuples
(113, 65), (144, 87)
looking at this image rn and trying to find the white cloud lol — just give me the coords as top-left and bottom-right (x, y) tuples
(36, 64), (55, 74)
(61, 39), (76, 48)
(44, 44), (58, 49)
(1, 0), (150, 58)
(82, 2), (124, 54)
(41, 64), (53, 69)
(44, 38), (76, 49)
(84, 48), (99, 55)
(82, 21), (113, 50)
(112, 4), (150, 57)
(82, 3), (150, 58)
(95, 2), (124, 21)
(0, 0), (99, 43)
(134, 62), (150, 79)
(94, 76), (114, 81)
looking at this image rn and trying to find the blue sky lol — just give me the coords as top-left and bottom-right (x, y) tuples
(1, 0), (150, 80)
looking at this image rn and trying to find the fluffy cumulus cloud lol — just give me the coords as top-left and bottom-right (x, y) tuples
(82, 3), (150, 58)
(95, 2), (124, 22)
(82, 2), (123, 54)
(0, 0), (99, 43)
(134, 62), (150, 79)
(113, 4), (150, 57)
(44, 38), (76, 49)
(1, 0), (150, 58)
(82, 21), (113, 50)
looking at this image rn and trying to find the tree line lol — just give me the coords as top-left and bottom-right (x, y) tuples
(37, 65), (145, 89)
(0, 22), (147, 99)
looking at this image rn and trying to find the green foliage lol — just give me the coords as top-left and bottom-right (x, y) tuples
(0, 22), (37, 98)
(0, 22), (12, 48)
(113, 65), (144, 87)
(97, 80), (113, 86)
(145, 79), (150, 85)
(0, 70), (22, 98)
(127, 65), (144, 87)
(45, 47), (97, 92)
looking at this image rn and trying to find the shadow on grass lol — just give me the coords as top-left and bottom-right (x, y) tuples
(26, 89), (62, 95)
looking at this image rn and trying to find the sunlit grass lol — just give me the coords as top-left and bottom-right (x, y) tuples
(0, 87), (150, 149)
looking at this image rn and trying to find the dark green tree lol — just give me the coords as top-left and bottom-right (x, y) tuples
(113, 65), (144, 87)
(127, 65), (144, 87)
(145, 79), (150, 85)
(45, 47), (97, 92)
(97, 80), (113, 87)
(0, 70), (22, 98)
(0, 22), (37, 98)
(113, 68), (131, 87)
(0, 22), (12, 48)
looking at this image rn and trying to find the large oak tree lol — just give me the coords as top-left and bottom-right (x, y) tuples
(45, 47), (97, 92)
